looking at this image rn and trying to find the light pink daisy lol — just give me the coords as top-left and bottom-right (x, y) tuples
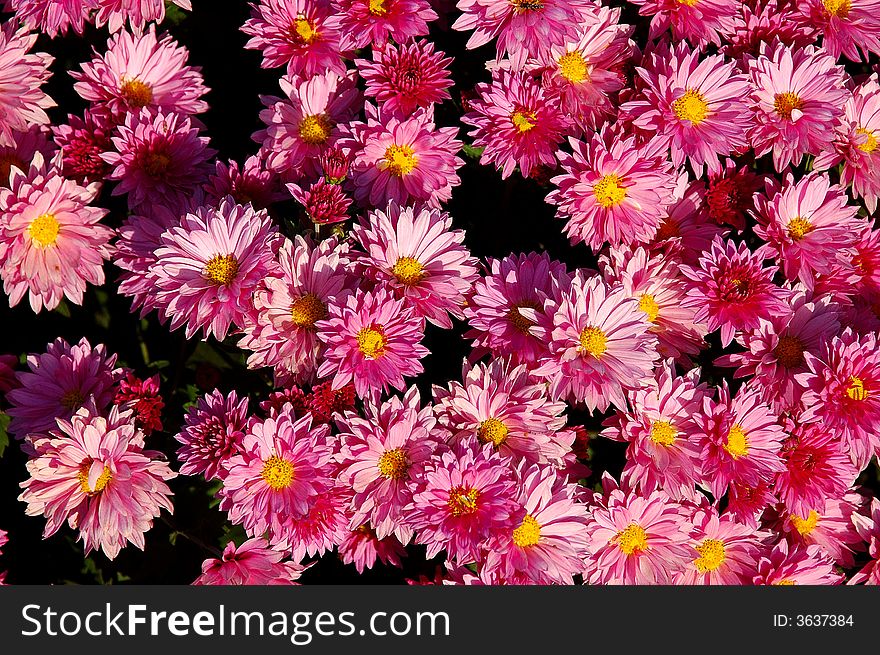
(778, 492), (866, 568)
(152, 197), (281, 341)
(351, 203), (478, 328)
(850, 497), (880, 584)
(0, 125), (55, 188)
(329, 0), (436, 50)
(628, 0), (737, 48)
(796, 0), (880, 62)
(205, 155), (283, 210)
(339, 526), (407, 574)
(193, 538), (307, 586)
(51, 110), (114, 185)
(174, 389), (249, 481)
(4, 0), (93, 37)
(94, 0), (193, 33)
(674, 507), (764, 585)
(753, 541), (842, 585)
(0, 23), (54, 149)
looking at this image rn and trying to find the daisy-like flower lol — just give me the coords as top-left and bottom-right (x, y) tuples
(0, 24), (55, 149)
(548, 129), (678, 251)
(329, 0), (436, 50)
(461, 70), (566, 179)
(102, 108), (215, 211)
(256, 71), (360, 180)
(280, 484), (353, 563)
(205, 155), (284, 210)
(0, 125), (55, 188)
(796, 0), (880, 62)
(694, 382), (786, 498)
(433, 359), (572, 466)
(850, 497), (880, 585)
(94, 0), (193, 33)
(239, 235), (353, 384)
(583, 488), (690, 585)
(152, 197), (281, 341)
(340, 104), (463, 209)
(0, 153), (114, 313)
(4, 0), (93, 37)
(336, 387), (443, 542)
(6, 337), (118, 443)
(241, 0), (345, 78)
(72, 27), (208, 119)
(797, 328), (880, 471)
(52, 110), (114, 185)
(623, 42), (750, 175)
(174, 389), (249, 481)
(674, 507), (764, 585)
(193, 538), (307, 586)
(219, 411), (336, 547)
(681, 236), (790, 347)
(339, 526), (407, 574)
(351, 203), (478, 328)
(723, 0), (817, 62)
(747, 43), (848, 172)
(404, 439), (518, 564)
(779, 492), (866, 568)
(356, 39), (453, 119)
(532, 274), (660, 413)
(114, 372), (163, 435)
(316, 287), (429, 401)
(753, 541), (842, 585)
(484, 463), (589, 585)
(726, 479), (777, 529)
(628, 0), (737, 48)
(649, 180), (730, 266)
(306, 380), (356, 423)
(19, 407), (176, 560)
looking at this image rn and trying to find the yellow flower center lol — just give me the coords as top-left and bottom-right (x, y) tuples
(60, 389), (85, 411)
(290, 17), (318, 43)
(511, 0), (544, 13)
(823, 0), (851, 16)
(639, 293), (660, 323)
(299, 114), (332, 145)
(612, 523), (648, 555)
(856, 127), (878, 154)
(649, 420), (677, 447)
(773, 335), (805, 368)
(477, 417), (509, 447)
(790, 510), (820, 536)
(787, 216), (814, 241)
(392, 256), (426, 286)
(672, 89), (709, 125)
(77, 462), (112, 494)
(368, 0), (388, 15)
(357, 326), (387, 359)
(773, 579), (797, 586)
(261, 455), (294, 491)
(774, 92), (804, 120)
(377, 448), (407, 480)
(674, 0), (700, 5)
(507, 301), (539, 334)
(290, 293), (327, 329)
(593, 174), (627, 209)
(512, 514), (542, 547)
(204, 254), (240, 286)
(693, 538), (726, 573)
(383, 144), (417, 177)
(579, 325), (607, 358)
(447, 486), (480, 517)
(724, 424), (750, 459)
(120, 78), (153, 108)
(846, 376), (867, 401)
(28, 213), (60, 247)
(511, 110), (537, 133)
(558, 51), (588, 83)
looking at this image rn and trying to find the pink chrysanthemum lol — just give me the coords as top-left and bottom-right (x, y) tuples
(404, 439), (518, 564)
(532, 274), (660, 412)
(629, 0), (736, 48)
(329, 0), (436, 50)
(356, 39), (453, 119)
(220, 411), (336, 547)
(174, 389), (249, 481)
(433, 359), (572, 466)
(316, 286), (429, 401)
(681, 236), (790, 347)
(4, 0), (92, 37)
(747, 43), (848, 172)
(341, 104), (463, 208)
(336, 387), (443, 542)
(288, 178), (353, 225)
(623, 43), (750, 175)
(0, 24), (54, 149)
(241, 0), (346, 78)
(0, 153), (113, 313)
(753, 541), (842, 585)
(649, 180), (730, 266)
(280, 484), (352, 563)
(205, 155), (284, 209)
(463, 251), (571, 366)
(796, 0), (880, 62)
(462, 70), (566, 180)
(19, 407), (176, 560)
(701, 159), (764, 231)
(0, 125), (55, 188)
(193, 538), (307, 586)
(779, 492), (866, 568)
(94, 0), (192, 33)
(723, 0), (817, 62)
(239, 235), (353, 384)
(674, 507), (764, 585)
(547, 130), (677, 251)
(584, 488), (690, 585)
(306, 380), (356, 423)
(152, 197), (281, 341)
(339, 526), (407, 574)
(351, 203), (478, 328)
(114, 372), (163, 435)
(851, 497), (880, 584)
(726, 479), (777, 529)
(52, 110), (114, 185)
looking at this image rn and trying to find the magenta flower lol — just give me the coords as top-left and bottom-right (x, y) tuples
(5, 0), (92, 37)
(94, 0), (192, 33)
(0, 24), (54, 149)
(753, 541), (842, 585)
(174, 389), (249, 481)
(649, 181), (730, 266)
(780, 492), (866, 568)
(339, 526), (406, 574)
(205, 155), (284, 210)
(329, 0), (436, 50)
(628, 0), (737, 48)
(52, 110), (114, 185)
(280, 484), (353, 563)
(194, 538), (307, 586)
(288, 178), (353, 225)
(674, 507), (764, 585)
(796, 0), (880, 62)
(1, 125), (55, 188)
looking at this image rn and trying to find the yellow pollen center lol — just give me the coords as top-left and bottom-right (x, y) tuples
(675, 0), (700, 5)
(392, 256), (425, 286)
(512, 514), (542, 547)
(856, 128), (878, 154)
(672, 90), (709, 125)
(383, 144), (417, 177)
(511, 110), (537, 133)
(558, 51), (588, 83)
(774, 92), (804, 120)
(357, 326), (387, 359)
(291, 17), (318, 43)
(261, 455), (294, 491)
(579, 325), (607, 358)
(639, 293), (660, 323)
(774, 579), (797, 586)
(593, 174), (627, 209)
(290, 293), (327, 329)
(787, 216), (814, 241)
(823, 0), (851, 16)
(377, 448), (407, 480)
(120, 78), (153, 108)
(204, 254), (240, 286)
(299, 114), (331, 145)
(724, 424), (750, 459)
(448, 486), (480, 517)
(694, 538), (726, 573)
(773, 335), (805, 368)
(28, 213), (60, 247)
(368, 0), (388, 15)
(650, 420), (678, 447)
(511, 0), (544, 12)
(477, 417), (509, 447)
(791, 510), (820, 536)
(846, 376), (867, 401)
(507, 301), (539, 334)
(613, 523), (648, 555)
(77, 462), (112, 494)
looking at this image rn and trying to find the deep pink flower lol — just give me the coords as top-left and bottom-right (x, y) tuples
(329, 0), (436, 50)
(94, 0), (192, 33)
(4, 0), (93, 37)
(114, 372), (163, 435)
(0, 24), (55, 148)
(193, 538), (307, 585)
(51, 110), (115, 185)
(649, 180), (730, 266)
(205, 155), (284, 210)
(796, 0), (880, 62)
(778, 492), (866, 568)
(723, 0), (817, 62)
(174, 389), (249, 481)
(628, 0), (737, 47)
(701, 159), (764, 231)
(0, 125), (55, 188)
(753, 541), (842, 585)
(338, 526), (407, 574)
(287, 178), (352, 225)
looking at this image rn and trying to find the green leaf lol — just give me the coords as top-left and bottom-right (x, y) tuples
(54, 299), (71, 318)
(0, 412), (9, 458)
(461, 144), (484, 161)
(164, 2), (187, 25)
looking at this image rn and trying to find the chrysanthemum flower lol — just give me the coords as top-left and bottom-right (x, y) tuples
(461, 70), (566, 179)
(152, 197), (281, 341)
(726, 479), (777, 529)
(19, 407), (176, 560)
(796, 0), (880, 62)
(336, 387), (443, 543)
(753, 541), (842, 585)
(288, 178), (353, 225)
(239, 235), (353, 384)
(72, 27), (208, 119)
(675, 507), (764, 585)
(339, 526), (407, 574)
(6, 337), (118, 443)
(356, 40), (453, 119)
(0, 24), (54, 149)
(464, 251), (571, 365)
(404, 439), (518, 564)
(316, 286), (429, 401)
(329, 0), (436, 50)
(547, 130), (678, 251)
(584, 488), (690, 585)
(723, 0), (817, 61)
(4, 0), (93, 37)
(351, 203), (478, 328)
(649, 180), (730, 266)
(205, 155), (284, 209)
(778, 492), (866, 568)
(114, 372), (163, 435)
(851, 497), (880, 584)
(340, 104), (463, 208)
(628, 0), (737, 48)
(279, 484), (353, 563)
(94, 0), (192, 33)
(174, 389), (249, 481)
(681, 236), (790, 347)
(0, 125), (55, 188)
(747, 43), (848, 172)
(241, 0), (346, 78)
(306, 380), (356, 423)
(51, 110), (114, 185)
(701, 159), (764, 231)
(623, 43), (750, 175)
(532, 273), (659, 412)
(193, 538), (307, 586)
